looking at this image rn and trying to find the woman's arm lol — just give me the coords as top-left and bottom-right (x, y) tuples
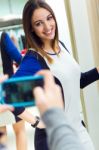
(13, 51), (42, 77)
(80, 68), (99, 89)
(12, 51), (45, 128)
(17, 109), (45, 128)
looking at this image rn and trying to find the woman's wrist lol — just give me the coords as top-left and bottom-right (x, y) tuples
(31, 116), (40, 128)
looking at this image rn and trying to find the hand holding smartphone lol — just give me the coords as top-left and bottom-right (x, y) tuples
(1, 75), (44, 107)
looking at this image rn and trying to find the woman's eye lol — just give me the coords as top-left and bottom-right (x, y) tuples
(47, 15), (53, 21)
(35, 22), (42, 27)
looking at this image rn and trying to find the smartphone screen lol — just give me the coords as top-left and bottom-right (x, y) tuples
(1, 75), (44, 107)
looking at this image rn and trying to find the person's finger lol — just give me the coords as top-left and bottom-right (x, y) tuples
(36, 70), (55, 88)
(33, 87), (46, 115)
(0, 105), (14, 113)
(0, 75), (8, 83)
(34, 87), (46, 105)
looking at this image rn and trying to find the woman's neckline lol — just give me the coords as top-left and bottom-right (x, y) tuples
(44, 47), (61, 55)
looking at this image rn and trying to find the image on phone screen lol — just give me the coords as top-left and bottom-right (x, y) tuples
(1, 75), (44, 107)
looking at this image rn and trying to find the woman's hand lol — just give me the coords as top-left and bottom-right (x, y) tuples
(37, 120), (45, 128)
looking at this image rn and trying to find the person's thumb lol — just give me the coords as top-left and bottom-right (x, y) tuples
(34, 87), (46, 111)
(0, 105), (14, 113)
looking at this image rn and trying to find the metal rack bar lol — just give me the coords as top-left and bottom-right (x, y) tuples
(0, 24), (23, 31)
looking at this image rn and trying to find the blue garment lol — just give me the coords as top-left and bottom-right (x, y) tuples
(0, 42), (13, 77)
(80, 69), (99, 88)
(1, 32), (22, 64)
(13, 51), (42, 77)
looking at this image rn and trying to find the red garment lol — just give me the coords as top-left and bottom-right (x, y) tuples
(13, 48), (27, 67)
(21, 48), (27, 56)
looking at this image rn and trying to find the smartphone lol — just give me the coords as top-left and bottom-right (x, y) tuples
(1, 75), (44, 107)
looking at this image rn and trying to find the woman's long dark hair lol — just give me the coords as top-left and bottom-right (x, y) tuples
(22, 0), (59, 63)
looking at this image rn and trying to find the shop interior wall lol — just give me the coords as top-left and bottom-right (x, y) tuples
(0, 0), (27, 16)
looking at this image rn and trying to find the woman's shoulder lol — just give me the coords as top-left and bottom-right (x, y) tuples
(20, 49), (48, 68)
(25, 49), (44, 60)
(13, 50), (43, 77)
(25, 49), (38, 57)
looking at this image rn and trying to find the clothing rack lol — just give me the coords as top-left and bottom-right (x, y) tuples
(0, 24), (25, 51)
(0, 24), (23, 31)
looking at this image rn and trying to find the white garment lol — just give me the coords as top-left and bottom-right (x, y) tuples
(45, 43), (95, 150)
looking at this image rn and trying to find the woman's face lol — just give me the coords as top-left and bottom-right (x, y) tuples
(31, 8), (56, 43)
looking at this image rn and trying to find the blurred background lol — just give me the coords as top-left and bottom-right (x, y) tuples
(0, 0), (99, 150)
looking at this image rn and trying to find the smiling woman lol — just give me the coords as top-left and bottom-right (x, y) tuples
(9, 1), (98, 150)
(22, 0), (59, 64)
